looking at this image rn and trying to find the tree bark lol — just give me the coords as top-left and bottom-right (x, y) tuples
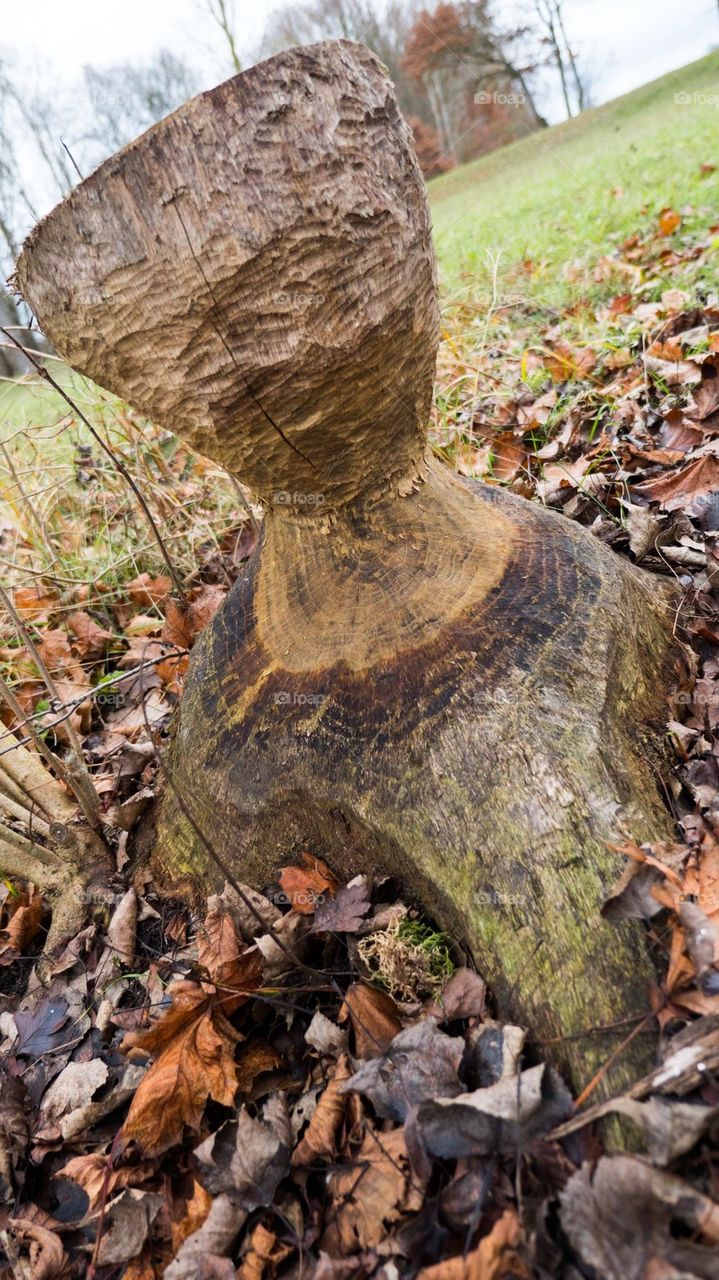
(16, 39), (678, 1097)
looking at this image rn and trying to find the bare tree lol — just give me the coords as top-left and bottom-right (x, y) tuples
(204, 0), (243, 73)
(82, 50), (199, 163)
(533, 0), (590, 117)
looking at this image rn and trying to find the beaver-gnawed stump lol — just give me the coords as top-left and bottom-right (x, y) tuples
(16, 39), (677, 1097)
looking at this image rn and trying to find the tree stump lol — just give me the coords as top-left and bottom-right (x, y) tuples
(16, 40), (678, 1095)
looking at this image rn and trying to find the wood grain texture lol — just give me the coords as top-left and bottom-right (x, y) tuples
(16, 40), (679, 1095)
(16, 40), (438, 512)
(155, 463), (676, 1095)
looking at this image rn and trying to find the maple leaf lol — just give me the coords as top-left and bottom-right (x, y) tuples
(312, 880), (371, 933)
(119, 981), (243, 1157)
(278, 853), (337, 914)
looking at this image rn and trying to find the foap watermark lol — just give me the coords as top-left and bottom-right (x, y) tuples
(674, 90), (719, 107)
(475, 89), (525, 108)
(273, 290), (325, 308)
(268, 888), (328, 909)
(273, 490), (325, 507)
(475, 888), (525, 909)
(273, 690), (327, 707)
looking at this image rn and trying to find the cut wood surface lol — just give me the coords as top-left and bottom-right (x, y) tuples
(17, 39), (680, 1096)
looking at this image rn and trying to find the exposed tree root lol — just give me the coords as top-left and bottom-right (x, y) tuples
(0, 729), (112, 966)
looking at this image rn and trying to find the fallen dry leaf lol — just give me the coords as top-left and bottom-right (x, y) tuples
(198, 896), (264, 1013)
(635, 451), (719, 512)
(192, 1104), (289, 1209)
(322, 1124), (425, 1254)
(3, 1214), (68, 1279)
(560, 1155), (719, 1279)
(238, 1221), (291, 1280)
(67, 609), (114, 655)
(126, 572), (173, 608)
(341, 982), (403, 1058)
(342, 1019), (464, 1121)
(0, 883), (45, 962)
(61, 1151), (156, 1209)
(278, 853), (336, 914)
(417, 1209), (529, 1280)
(658, 207), (682, 236)
(487, 432), (528, 482)
(120, 981), (243, 1156)
(418, 1062), (572, 1158)
(688, 364), (719, 420)
(293, 1053), (353, 1165)
(312, 879), (371, 932)
(12, 583), (57, 622)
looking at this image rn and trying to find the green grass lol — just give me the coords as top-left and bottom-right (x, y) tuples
(429, 51), (719, 310)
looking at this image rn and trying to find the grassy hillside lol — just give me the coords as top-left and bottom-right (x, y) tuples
(1, 51), (718, 591)
(430, 50), (719, 308)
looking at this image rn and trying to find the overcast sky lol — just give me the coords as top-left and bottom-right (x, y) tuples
(0, 0), (717, 123)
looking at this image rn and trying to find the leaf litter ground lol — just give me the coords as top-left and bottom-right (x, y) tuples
(2, 202), (719, 1277)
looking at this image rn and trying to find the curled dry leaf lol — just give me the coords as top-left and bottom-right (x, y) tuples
(0, 882), (45, 962)
(560, 1155), (719, 1280)
(293, 1053), (353, 1165)
(238, 1222), (291, 1280)
(192, 1105), (289, 1209)
(198, 897), (264, 1013)
(341, 1019), (465, 1121)
(120, 981), (243, 1157)
(4, 1214), (67, 1280)
(278, 853), (337, 914)
(417, 1208), (529, 1280)
(340, 982), (403, 1058)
